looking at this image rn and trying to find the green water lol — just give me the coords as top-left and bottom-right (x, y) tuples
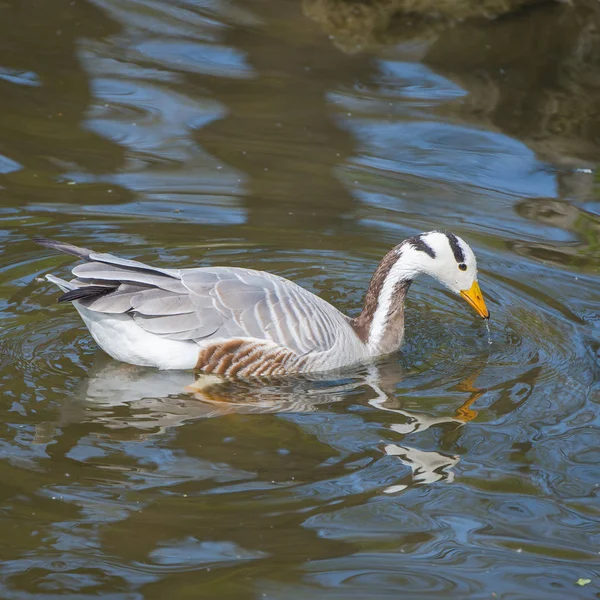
(0, 0), (599, 598)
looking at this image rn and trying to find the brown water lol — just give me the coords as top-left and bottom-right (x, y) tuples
(1, 0), (599, 598)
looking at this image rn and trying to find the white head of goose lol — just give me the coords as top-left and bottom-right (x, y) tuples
(35, 231), (489, 377)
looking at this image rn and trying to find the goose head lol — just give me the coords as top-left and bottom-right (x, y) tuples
(399, 231), (489, 319)
(353, 231), (490, 356)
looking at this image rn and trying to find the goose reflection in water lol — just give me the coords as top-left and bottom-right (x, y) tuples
(365, 366), (486, 492)
(37, 356), (487, 494)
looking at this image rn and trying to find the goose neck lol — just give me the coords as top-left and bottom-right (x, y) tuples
(350, 247), (418, 356)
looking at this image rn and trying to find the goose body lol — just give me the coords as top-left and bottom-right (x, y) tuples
(36, 232), (489, 376)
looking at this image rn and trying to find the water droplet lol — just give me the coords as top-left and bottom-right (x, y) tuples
(485, 320), (492, 345)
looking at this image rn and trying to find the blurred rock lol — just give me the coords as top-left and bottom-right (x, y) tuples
(304, 0), (552, 52)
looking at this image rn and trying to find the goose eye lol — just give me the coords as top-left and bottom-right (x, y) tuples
(458, 263), (467, 271)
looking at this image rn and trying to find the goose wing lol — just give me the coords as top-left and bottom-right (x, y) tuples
(37, 239), (345, 355)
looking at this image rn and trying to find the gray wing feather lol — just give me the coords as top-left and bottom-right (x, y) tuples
(213, 279), (266, 312)
(179, 268), (340, 353)
(88, 251), (178, 277)
(130, 289), (195, 316)
(65, 251), (342, 354)
(73, 262), (188, 294)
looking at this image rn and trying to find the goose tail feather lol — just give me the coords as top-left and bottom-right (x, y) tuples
(34, 238), (94, 261)
(44, 274), (77, 293)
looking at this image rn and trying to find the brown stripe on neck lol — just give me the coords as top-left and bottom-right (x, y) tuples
(376, 278), (411, 354)
(350, 245), (404, 343)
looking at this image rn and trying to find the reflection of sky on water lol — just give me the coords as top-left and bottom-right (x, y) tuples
(344, 119), (555, 198)
(68, 5), (563, 237)
(0, 67), (42, 87)
(68, 0), (255, 222)
(375, 60), (466, 101)
(0, 154), (22, 174)
(328, 59), (561, 247)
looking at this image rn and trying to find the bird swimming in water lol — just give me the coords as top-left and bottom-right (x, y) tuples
(35, 231), (489, 376)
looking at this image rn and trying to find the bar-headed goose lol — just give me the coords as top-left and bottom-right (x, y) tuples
(36, 231), (489, 376)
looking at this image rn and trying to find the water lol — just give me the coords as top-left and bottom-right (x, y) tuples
(1, 0), (599, 598)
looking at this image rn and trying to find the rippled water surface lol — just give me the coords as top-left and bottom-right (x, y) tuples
(1, 0), (599, 598)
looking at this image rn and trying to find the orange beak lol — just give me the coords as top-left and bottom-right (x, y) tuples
(460, 280), (489, 319)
